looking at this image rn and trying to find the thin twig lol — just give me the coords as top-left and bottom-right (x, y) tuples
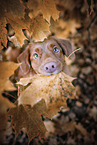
(68, 48), (81, 58)
(3, 91), (16, 99)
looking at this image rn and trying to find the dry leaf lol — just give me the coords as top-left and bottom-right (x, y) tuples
(27, 0), (59, 22)
(17, 72), (75, 117)
(27, 0), (40, 19)
(39, 0), (59, 22)
(10, 72), (75, 141)
(60, 121), (89, 137)
(0, 111), (8, 143)
(0, 0), (25, 18)
(0, 61), (17, 143)
(29, 14), (50, 41)
(0, 61), (20, 94)
(75, 123), (89, 136)
(0, 0), (59, 47)
(0, 113), (8, 143)
(50, 18), (81, 38)
(54, 119), (89, 137)
(0, 18), (7, 49)
(0, 95), (15, 143)
(0, 96), (15, 114)
(61, 121), (77, 133)
(0, 0), (25, 47)
(6, 13), (50, 44)
(9, 99), (47, 142)
(5, 13), (31, 46)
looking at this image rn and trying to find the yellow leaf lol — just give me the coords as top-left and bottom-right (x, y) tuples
(0, 61), (20, 94)
(5, 13), (31, 46)
(0, 62), (16, 142)
(17, 72), (75, 117)
(0, 0), (25, 47)
(0, 0), (25, 48)
(50, 18), (81, 38)
(27, 0), (59, 22)
(40, 0), (59, 22)
(29, 14), (50, 41)
(0, 62), (17, 142)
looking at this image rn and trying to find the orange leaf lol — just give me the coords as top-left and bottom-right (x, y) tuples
(27, 0), (59, 22)
(5, 13), (31, 46)
(0, 18), (7, 49)
(0, 61), (20, 94)
(29, 14), (50, 41)
(50, 18), (81, 38)
(0, 0), (25, 47)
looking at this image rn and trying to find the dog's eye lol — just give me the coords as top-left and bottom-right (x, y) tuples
(34, 53), (39, 59)
(53, 47), (59, 53)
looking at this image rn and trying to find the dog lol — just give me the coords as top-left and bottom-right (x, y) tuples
(17, 36), (74, 78)
(16, 36), (75, 135)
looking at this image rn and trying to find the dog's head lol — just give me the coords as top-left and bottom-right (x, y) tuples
(17, 36), (74, 76)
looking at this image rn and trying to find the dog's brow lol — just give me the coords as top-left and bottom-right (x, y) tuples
(47, 44), (54, 51)
(34, 47), (42, 55)
(35, 48), (40, 52)
(50, 44), (54, 47)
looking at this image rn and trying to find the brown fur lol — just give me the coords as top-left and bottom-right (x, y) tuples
(17, 36), (74, 78)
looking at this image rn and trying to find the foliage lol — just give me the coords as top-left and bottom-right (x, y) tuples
(0, 0), (97, 144)
(9, 100), (47, 142)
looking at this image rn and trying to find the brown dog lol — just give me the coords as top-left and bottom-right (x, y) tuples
(17, 36), (74, 78)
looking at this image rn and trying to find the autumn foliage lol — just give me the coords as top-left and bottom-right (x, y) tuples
(0, 0), (76, 143)
(0, 0), (97, 144)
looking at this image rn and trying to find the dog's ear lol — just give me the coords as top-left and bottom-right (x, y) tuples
(52, 37), (75, 59)
(17, 46), (31, 75)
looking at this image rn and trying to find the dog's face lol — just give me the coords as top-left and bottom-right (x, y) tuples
(17, 36), (74, 76)
(30, 39), (65, 75)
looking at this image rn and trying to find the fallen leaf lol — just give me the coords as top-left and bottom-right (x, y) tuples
(17, 72), (75, 117)
(27, 0), (40, 19)
(0, 95), (15, 143)
(54, 120), (89, 137)
(0, 0), (25, 47)
(29, 14), (50, 41)
(0, 18), (7, 49)
(0, 61), (20, 94)
(50, 18), (81, 38)
(27, 0), (59, 22)
(0, 0), (25, 18)
(75, 123), (89, 136)
(0, 0), (59, 47)
(9, 99), (47, 142)
(0, 96), (15, 114)
(6, 13), (31, 46)
(0, 112), (8, 143)
(0, 61), (17, 143)
(39, 0), (59, 22)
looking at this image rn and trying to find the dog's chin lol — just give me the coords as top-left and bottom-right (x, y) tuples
(39, 69), (62, 76)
